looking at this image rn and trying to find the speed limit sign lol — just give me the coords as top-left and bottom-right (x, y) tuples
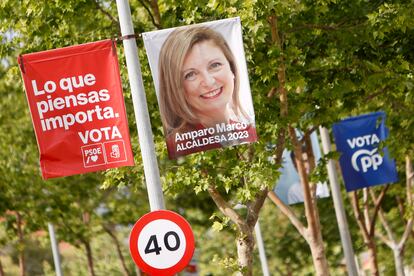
(129, 210), (195, 276)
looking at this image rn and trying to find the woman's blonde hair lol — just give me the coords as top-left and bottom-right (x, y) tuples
(158, 25), (246, 135)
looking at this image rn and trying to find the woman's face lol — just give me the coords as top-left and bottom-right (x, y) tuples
(181, 40), (234, 118)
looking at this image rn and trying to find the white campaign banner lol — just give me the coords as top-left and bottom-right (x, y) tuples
(143, 17), (257, 159)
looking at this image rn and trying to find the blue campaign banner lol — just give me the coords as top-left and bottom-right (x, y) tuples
(332, 111), (398, 191)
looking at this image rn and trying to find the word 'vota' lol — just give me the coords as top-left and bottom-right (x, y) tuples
(346, 134), (380, 149)
(78, 126), (122, 144)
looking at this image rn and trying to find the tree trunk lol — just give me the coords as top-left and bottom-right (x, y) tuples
(376, 208), (413, 276)
(135, 266), (141, 276)
(268, 186), (330, 276)
(16, 212), (25, 276)
(350, 187), (389, 276)
(0, 257), (4, 276)
(83, 240), (96, 276)
(307, 232), (330, 276)
(104, 226), (131, 276)
(366, 241), (379, 276)
(268, 10), (328, 275)
(235, 231), (255, 276)
(207, 186), (267, 276)
(393, 247), (405, 276)
(288, 126), (331, 276)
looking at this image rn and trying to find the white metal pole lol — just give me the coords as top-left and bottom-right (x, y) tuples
(319, 126), (358, 276)
(48, 223), (63, 276)
(115, 0), (165, 211)
(254, 221), (270, 276)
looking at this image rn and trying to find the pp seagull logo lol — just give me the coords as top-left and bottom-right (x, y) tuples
(351, 148), (383, 173)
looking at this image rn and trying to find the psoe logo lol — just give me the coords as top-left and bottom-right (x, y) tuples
(351, 148), (383, 173)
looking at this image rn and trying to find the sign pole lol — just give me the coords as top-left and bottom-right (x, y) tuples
(115, 0), (165, 210)
(254, 221), (270, 276)
(48, 223), (63, 276)
(319, 126), (358, 276)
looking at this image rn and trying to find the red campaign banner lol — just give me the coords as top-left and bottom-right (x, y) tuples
(18, 40), (134, 179)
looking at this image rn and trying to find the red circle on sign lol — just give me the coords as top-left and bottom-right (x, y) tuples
(129, 210), (195, 276)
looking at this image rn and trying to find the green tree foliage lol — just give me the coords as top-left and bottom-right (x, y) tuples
(1, 0), (414, 275)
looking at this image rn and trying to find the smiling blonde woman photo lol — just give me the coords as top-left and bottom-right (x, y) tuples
(143, 19), (257, 159)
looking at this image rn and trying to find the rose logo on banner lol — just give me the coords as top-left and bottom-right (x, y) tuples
(18, 40), (134, 179)
(332, 111), (398, 191)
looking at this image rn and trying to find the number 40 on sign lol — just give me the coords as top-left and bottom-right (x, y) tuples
(129, 210), (195, 276)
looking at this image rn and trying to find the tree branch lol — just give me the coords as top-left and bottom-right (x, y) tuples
(287, 23), (341, 33)
(396, 196), (405, 219)
(267, 191), (306, 238)
(304, 132), (316, 173)
(137, 0), (162, 29)
(363, 188), (370, 232)
(268, 13), (288, 118)
(149, 0), (162, 28)
(303, 132), (318, 198)
(299, 126), (319, 143)
(267, 87), (277, 98)
(368, 185), (389, 237)
(285, 18), (365, 33)
(102, 224), (131, 276)
(375, 199), (414, 252)
(350, 191), (370, 242)
(93, 0), (120, 34)
(207, 185), (249, 233)
(289, 126), (317, 239)
(375, 230), (393, 248)
(246, 188), (269, 229)
(365, 88), (387, 101)
(377, 207), (396, 244)
(399, 156), (414, 248)
(399, 218), (414, 249)
(406, 156), (413, 205)
(274, 129), (287, 166)
(305, 66), (354, 75)
(268, 11), (288, 169)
